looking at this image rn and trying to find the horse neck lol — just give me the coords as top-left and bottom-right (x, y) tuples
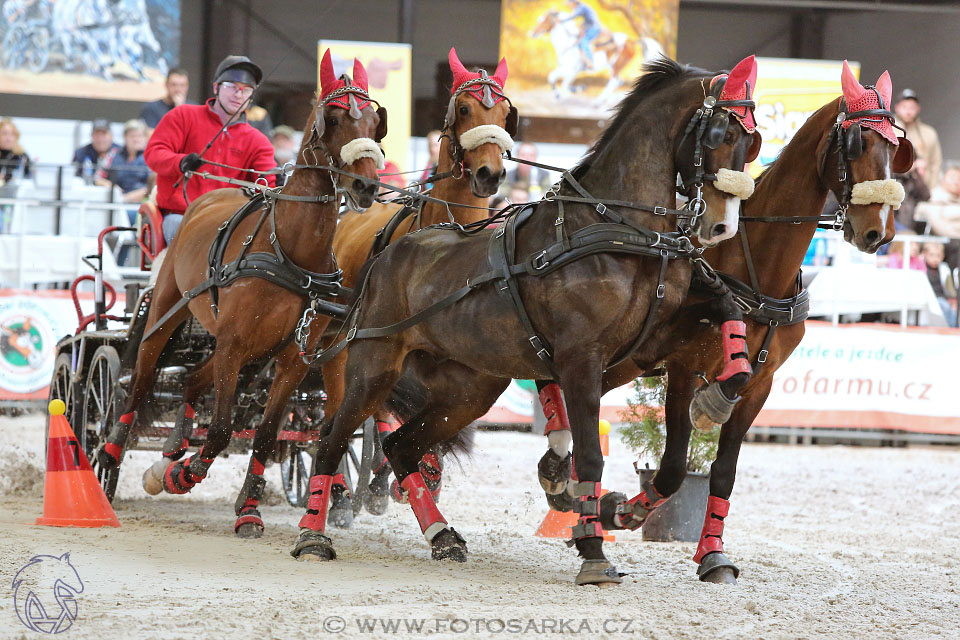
(573, 115), (676, 233)
(271, 164), (338, 271)
(711, 104), (837, 298)
(420, 136), (490, 225)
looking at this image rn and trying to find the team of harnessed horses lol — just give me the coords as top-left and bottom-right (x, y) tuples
(95, 46), (914, 586)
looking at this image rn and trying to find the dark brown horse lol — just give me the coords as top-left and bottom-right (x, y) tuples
(320, 48), (518, 504)
(539, 62), (913, 584)
(98, 52), (387, 537)
(290, 57), (762, 586)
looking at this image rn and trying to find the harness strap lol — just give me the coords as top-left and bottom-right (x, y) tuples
(605, 249), (671, 369)
(753, 321), (779, 372)
(738, 222), (762, 295)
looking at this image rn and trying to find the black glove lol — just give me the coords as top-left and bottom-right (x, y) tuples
(179, 153), (204, 174)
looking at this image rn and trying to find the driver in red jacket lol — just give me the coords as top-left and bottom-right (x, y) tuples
(144, 55), (277, 244)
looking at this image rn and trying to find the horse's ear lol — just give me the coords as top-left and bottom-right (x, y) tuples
(493, 57), (508, 88)
(892, 137), (915, 174)
(875, 70), (893, 108)
(352, 58), (369, 92)
(320, 49), (337, 97)
(840, 60), (865, 104)
(505, 106), (519, 138)
(745, 130), (762, 163)
(375, 106), (388, 142)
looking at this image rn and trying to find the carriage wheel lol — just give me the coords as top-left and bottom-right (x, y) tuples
(46, 352), (77, 451)
(1, 25), (27, 70)
(280, 444), (312, 508)
(81, 346), (124, 502)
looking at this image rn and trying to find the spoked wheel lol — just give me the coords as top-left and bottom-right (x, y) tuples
(280, 444), (313, 508)
(26, 27), (49, 73)
(47, 352), (77, 447)
(81, 346), (124, 501)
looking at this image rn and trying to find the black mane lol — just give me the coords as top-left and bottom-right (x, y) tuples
(571, 57), (713, 179)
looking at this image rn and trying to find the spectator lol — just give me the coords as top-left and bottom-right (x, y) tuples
(894, 90), (942, 191)
(0, 117), (31, 184)
(271, 125), (297, 187)
(140, 68), (190, 131)
(246, 103), (274, 137)
(885, 234), (924, 270)
(915, 163), (960, 268)
(417, 129), (442, 188)
(144, 54), (276, 244)
(894, 156), (931, 233)
(921, 242), (957, 326)
(107, 119), (151, 207)
(73, 119), (122, 182)
(500, 142), (552, 201)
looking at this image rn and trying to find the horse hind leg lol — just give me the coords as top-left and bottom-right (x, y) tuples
(159, 355), (213, 462)
(100, 271), (190, 471)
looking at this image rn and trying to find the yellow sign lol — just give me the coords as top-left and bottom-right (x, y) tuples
(751, 57), (860, 176)
(500, 0), (678, 119)
(317, 40), (411, 172)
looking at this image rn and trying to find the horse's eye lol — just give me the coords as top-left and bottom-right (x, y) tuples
(326, 116), (338, 128)
(459, 105), (469, 116)
(724, 130), (735, 144)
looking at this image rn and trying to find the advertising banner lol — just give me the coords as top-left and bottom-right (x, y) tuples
(480, 322), (960, 435)
(0, 289), (86, 401)
(317, 40), (411, 172)
(0, 0), (180, 101)
(750, 57), (859, 176)
(500, 0), (678, 119)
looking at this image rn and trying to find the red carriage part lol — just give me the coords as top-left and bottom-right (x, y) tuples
(136, 201), (166, 266)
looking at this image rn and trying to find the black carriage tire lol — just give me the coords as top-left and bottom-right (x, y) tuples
(46, 352), (75, 460)
(81, 346), (124, 502)
(280, 446), (313, 508)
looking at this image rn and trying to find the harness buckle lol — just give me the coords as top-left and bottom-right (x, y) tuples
(529, 336), (551, 361)
(757, 349), (768, 364)
(554, 217), (564, 226)
(596, 202), (607, 217)
(533, 250), (550, 270)
(302, 275), (313, 290)
(656, 284), (665, 299)
(495, 226), (506, 238)
(346, 326), (357, 342)
(654, 206), (667, 215)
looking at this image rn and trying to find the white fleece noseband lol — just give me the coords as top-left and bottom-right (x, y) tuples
(713, 168), (755, 200)
(851, 179), (904, 210)
(339, 138), (385, 170)
(459, 124), (514, 153)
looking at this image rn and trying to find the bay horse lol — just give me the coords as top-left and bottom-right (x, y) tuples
(538, 62), (913, 584)
(320, 47), (519, 510)
(291, 56), (762, 586)
(98, 51), (388, 538)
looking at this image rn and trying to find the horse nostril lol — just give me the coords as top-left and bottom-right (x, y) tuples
(711, 223), (726, 238)
(475, 165), (491, 181)
(865, 229), (880, 246)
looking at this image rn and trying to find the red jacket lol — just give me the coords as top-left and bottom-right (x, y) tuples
(144, 99), (277, 214)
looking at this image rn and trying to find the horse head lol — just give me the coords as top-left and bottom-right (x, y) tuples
(676, 55), (763, 247)
(311, 49), (389, 211)
(530, 10), (560, 38)
(13, 553), (84, 633)
(444, 48), (518, 197)
(823, 61), (911, 253)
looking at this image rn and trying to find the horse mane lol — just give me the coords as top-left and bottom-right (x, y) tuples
(570, 56), (713, 180)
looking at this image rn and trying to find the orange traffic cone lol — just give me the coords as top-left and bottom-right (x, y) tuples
(36, 399), (120, 528)
(535, 419), (614, 541)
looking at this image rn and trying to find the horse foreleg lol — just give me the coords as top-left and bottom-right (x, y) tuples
(559, 359), (623, 586)
(689, 298), (753, 430)
(161, 355), (213, 461)
(235, 344), (310, 538)
(534, 380), (575, 511)
(695, 377), (773, 585)
(292, 340), (403, 562)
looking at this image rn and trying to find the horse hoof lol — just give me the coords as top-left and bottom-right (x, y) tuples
(363, 491), (390, 516)
(328, 506), (353, 529)
(291, 531), (337, 561)
(431, 527), (467, 562)
(141, 459), (168, 496)
(575, 560), (623, 586)
(236, 522), (264, 539)
(697, 552), (740, 584)
(537, 449), (572, 495)
(545, 490), (576, 513)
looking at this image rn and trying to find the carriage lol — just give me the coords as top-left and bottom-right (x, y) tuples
(45, 212), (384, 514)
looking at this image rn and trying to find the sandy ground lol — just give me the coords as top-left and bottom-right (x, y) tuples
(1, 413), (959, 639)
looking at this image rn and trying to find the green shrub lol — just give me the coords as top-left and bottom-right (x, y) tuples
(618, 376), (719, 474)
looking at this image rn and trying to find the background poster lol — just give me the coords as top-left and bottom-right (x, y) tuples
(317, 40), (411, 172)
(750, 57), (859, 176)
(0, 0), (179, 101)
(500, 0), (678, 119)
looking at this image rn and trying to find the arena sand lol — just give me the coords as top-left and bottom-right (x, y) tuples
(0, 414), (958, 639)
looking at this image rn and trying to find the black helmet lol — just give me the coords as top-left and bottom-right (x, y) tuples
(214, 55), (263, 86)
